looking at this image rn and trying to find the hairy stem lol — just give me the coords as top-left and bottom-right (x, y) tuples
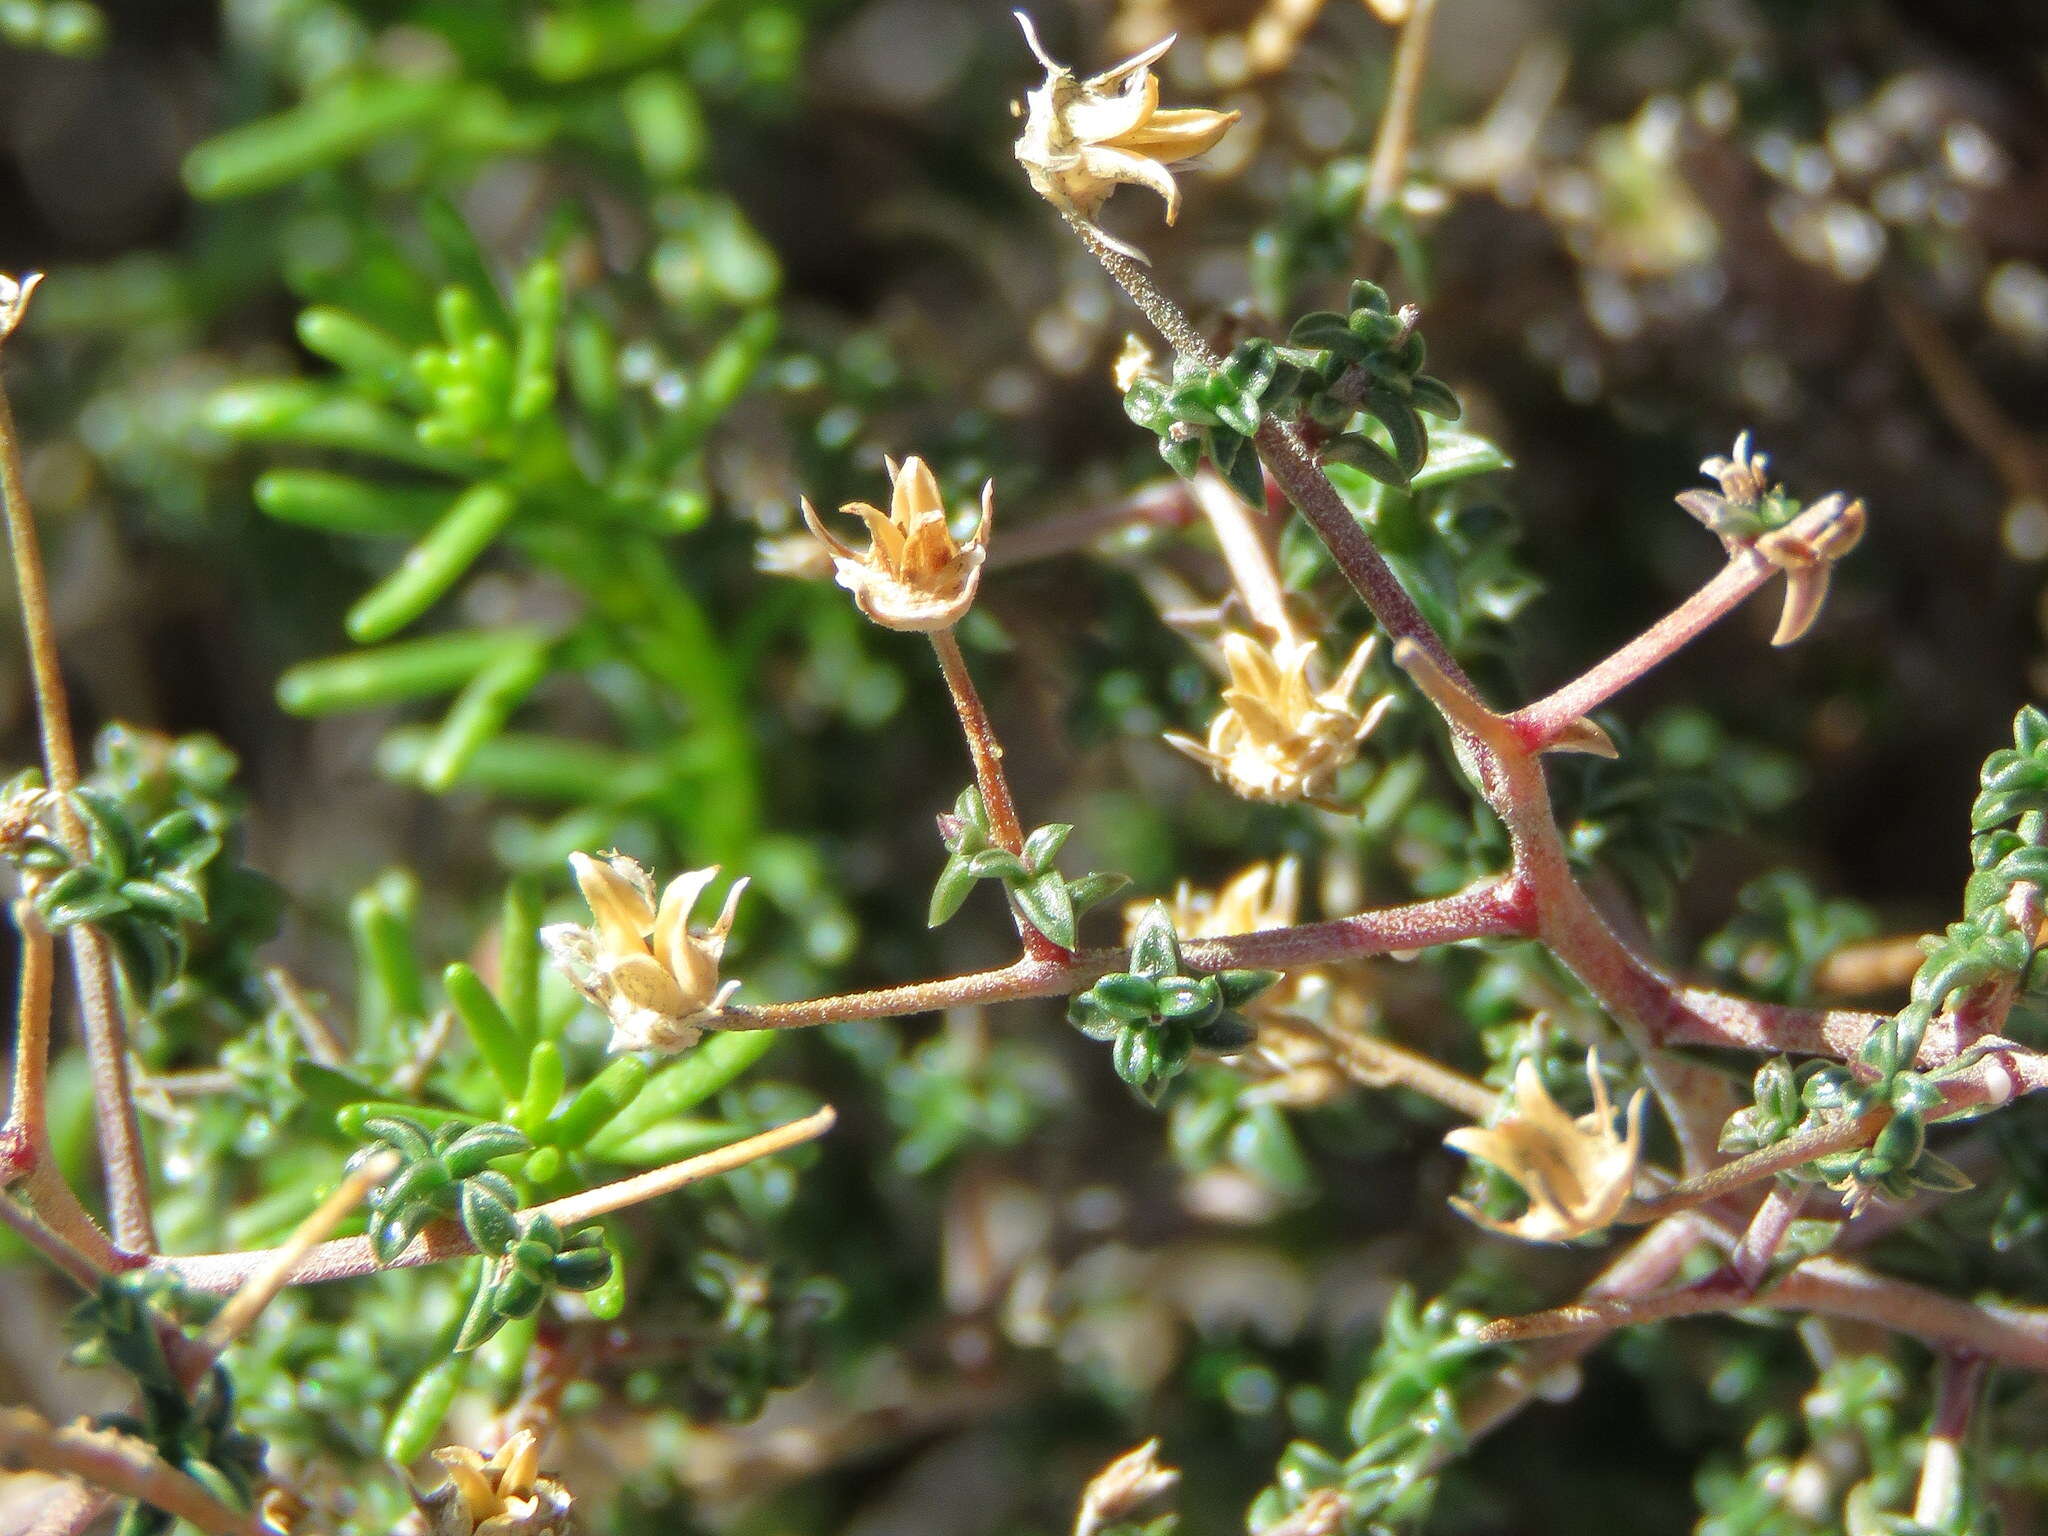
(160, 1108), (836, 1294)
(185, 1150), (396, 1387)
(1507, 552), (1775, 752)
(0, 287), (155, 1253)
(3, 916), (120, 1272)
(1729, 1180), (1810, 1292)
(721, 880), (1528, 1031)
(929, 626), (1064, 960)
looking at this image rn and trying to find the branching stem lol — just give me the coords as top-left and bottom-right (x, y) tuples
(3, 915), (121, 1272)
(0, 280), (155, 1253)
(159, 1108), (836, 1294)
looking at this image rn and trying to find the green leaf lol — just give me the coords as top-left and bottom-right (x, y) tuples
(1066, 871), (1131, 913)
(346, 482), (520, 644)
(440, 1121), (532, 1176)
(1091, 972), (1160, 1021)
(1322, 433), (1408, 487)
(1214, 429), (1268, 509)
(1021, 822), (1073, 874)
(1011, 870), (1077, 951)
(928, 854), (980, 928)
(460, 1180), (522, 1256)
(1129, 904), (1184, 979)
(1407, 374), (1462, 421)
(1366, 385), (1428, 476)
(1216, 969), (1282, 1007)
(445, 962), (528, 1101)
(1154, 974), (1222, 1026)
(965, 848), (1029, 883)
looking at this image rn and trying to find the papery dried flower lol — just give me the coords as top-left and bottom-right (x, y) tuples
(1676, 434), (1866, 645)
(1165, 631), (1391, 807)
(1445, 1049), (1645, 1243)
(0, 272), (42, 344)
(541, 851), (745, 1054)
(1130, 858), (1376, 1104)
(801, 456), (992, 632)
(413, 1431), (571, 1536)
(1014, 14), (1240, 258)
(1148, 855), (1301, 940)
(1754, 492), (1866, 646)
(1075, 1438), (1180, 1536)
(1112, 332), (1161, 393)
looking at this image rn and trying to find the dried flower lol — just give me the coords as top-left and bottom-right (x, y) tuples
(1148, 855), (1301, 941)
(801, 456), (993, 632)
(1165, 631), (1391, 807)
(541, 851), (746, 1054)
(1445, 1049), (1645, 1243)
(1676, 434), (1865, 645)
(1013, 14), (1240, 258)
(1112, 332), (1161, 393)
(1130, 859), (1376, 1105)
(412, 1431), (571, 1536)
(0, 272), (42, 345)
(1753, 492), (1866, 646)
(1075, 1438), (1180, 1536)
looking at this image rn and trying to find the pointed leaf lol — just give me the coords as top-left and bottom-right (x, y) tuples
(1128, 904), (1183, 979)
(1012, 870), (1077, 951)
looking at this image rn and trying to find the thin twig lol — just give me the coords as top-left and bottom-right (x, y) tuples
(4, 912), (121, 1271)
(0, 1194), (111, 1290)
(264, 968), (345, 1067)
(186, 1150), (397, 1386)
(159, 1108), (838, 1294)
(0, 276), (155, 1253)
(1507, 552), (1776, 752)
(720, 880), (1529, 1031)
(1915, 1351), (1988, 1529)
(929, 627), (1065, 961)
(1365, 0), (1441, 218)
(1729, 1180), (1810, 1292)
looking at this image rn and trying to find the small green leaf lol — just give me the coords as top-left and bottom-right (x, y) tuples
(1011, 870), (1077, 951)
(1322, 433), (1408, 487)
(1129, 904), (1184, 979)
(460, 1181), (521, 1256)
(928, 854), (980, 928)
(1066, 871), (1131, 913)
(1021, 822), (1073, 875)
(965, 848), (1029, 883)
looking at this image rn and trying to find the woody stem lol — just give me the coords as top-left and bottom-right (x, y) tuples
(928, 626), (1067, 961)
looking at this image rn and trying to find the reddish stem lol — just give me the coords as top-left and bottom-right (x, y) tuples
(929, 627), (1066, 962)
(722, 879), (1530, 1031)
(1507, 553), (1775, 752)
